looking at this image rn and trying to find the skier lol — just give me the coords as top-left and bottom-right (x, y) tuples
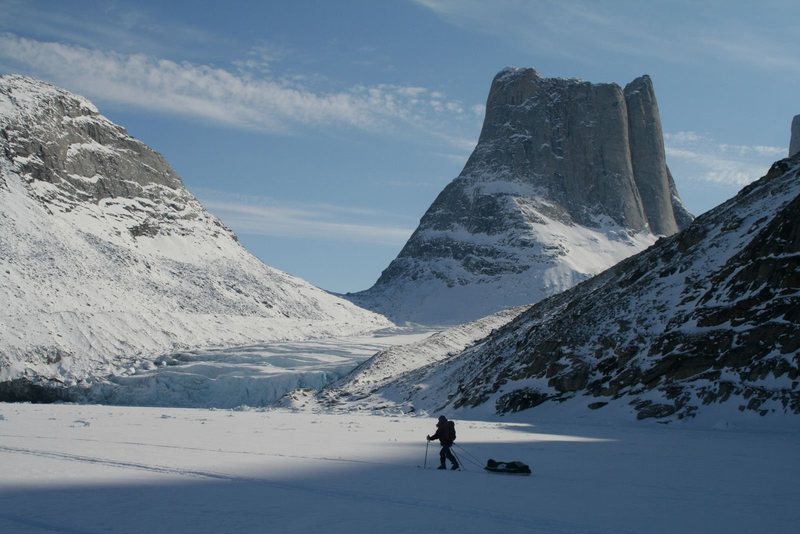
(427, 415), (459, 470)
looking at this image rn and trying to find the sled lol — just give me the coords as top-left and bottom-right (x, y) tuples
(484, 459), (532, 476)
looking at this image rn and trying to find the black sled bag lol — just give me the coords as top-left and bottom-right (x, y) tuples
(484, 458), (532, 475)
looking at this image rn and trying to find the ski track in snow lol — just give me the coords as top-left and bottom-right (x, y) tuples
(0, 433), (390, 468)
(0, 445), (236, 481)
(0, 444), (585, 533)
(0, 513), (93, 534)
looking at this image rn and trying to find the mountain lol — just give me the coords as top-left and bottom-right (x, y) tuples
(324, 154), (800, 421)
(0, 74), (390, 395)
(347, 68), (692, 325)
(791, 114), (800, 157)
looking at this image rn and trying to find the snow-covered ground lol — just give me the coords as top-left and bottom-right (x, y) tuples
(1, 403), (797, 533)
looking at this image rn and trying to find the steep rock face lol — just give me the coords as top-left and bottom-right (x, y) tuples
(624, 76), (678, 235)
(329, 155), (800, 421)
(0, 75), (390, 389)
(667, 167), (695, 229)
(350, 68), (692, 325)
(791, 114), (800, 157)
(470, 68), (649, 230)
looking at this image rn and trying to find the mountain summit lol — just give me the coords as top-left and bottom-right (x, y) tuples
(349, 68), (692, 324)
(0, 75), (389, 391)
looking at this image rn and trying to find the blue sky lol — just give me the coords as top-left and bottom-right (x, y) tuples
(1, 0), (797, 292)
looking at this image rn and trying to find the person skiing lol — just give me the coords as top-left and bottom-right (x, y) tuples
(427, 415), (459, 470)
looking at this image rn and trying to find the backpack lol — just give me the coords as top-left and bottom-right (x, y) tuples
(447, 420), (456, 442)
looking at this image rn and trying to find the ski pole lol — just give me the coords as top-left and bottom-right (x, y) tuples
(424, 439), (429, 469)
(452, 448), (464, 471)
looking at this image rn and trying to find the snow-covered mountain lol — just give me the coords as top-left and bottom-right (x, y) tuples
(325, 154), (800, 421)
(347, 68), (693, 325)
(0, 74), (390, 394)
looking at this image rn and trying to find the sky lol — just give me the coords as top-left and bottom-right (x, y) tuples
(1, 0), (797, 293)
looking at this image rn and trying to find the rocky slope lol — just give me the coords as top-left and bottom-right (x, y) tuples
(318, 305), (528, 410)
(325, 154), (800, 421)
(348, 68), (692, 325)
(0, 75), (390, 395)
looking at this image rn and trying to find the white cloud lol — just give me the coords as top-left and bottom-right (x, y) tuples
(0, 0), (232, 59)
(429, 131), (478, 153)
(0, 33), (474, 136)
(718, 144), (785, 158)
(233, 44), (286, 75)
(664, 131), (784, 186)
(195, 189), (414, 245)
(665, 131), (701, 144)
(699, 34), (800, 74)
(413, 0), (800, 73)
(413, 0), (684, 64)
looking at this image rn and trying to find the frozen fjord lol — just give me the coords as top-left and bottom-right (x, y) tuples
(0, 403), (798, 534)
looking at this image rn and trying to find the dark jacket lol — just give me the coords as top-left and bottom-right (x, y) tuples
(429, 419), (456, 446)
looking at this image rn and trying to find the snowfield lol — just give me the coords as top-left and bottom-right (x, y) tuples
(1, 403), (798, 533)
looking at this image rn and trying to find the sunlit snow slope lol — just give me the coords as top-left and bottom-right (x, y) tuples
(0, 75), (390, 390)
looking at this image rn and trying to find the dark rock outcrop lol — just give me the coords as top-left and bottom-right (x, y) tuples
(0, 75), (182, 207)
(791, 114), (800, 158)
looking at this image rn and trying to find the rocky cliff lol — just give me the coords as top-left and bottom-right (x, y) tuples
(791, 114), (800, 157)
(349, 68), (692, 325)
(0, 74), (390, 393)
(326, 154), (800, 421)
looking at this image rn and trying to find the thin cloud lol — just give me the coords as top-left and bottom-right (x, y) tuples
(664, 131), (784, 186)
(414, 0), (800, 72)
(0, 33), (475, 136)
(413, 0), (687, 64)
(0, 0), (231, 59)
(195, 190), (414, 245)
(434, 132), (478, 153)
(699, 34), (800, 74)
(233, 44), (287, 75)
